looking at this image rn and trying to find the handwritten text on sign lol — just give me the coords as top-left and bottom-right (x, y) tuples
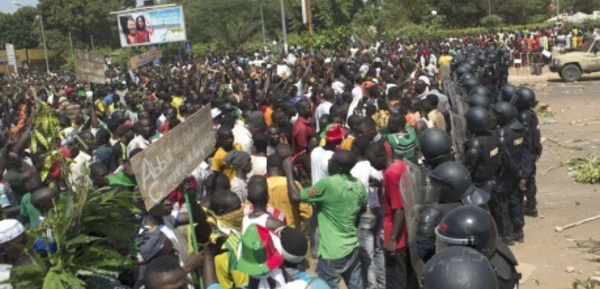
(75, 50), (105, 64)
(130, 105), (215, 210)
(130, 49), (163, 69)
(76, 60), (106, 77)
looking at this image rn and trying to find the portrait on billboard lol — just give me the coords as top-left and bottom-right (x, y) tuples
(116, 6), (186, 47)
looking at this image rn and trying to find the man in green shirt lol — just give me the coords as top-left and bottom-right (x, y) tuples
(281, 145), (366, 289)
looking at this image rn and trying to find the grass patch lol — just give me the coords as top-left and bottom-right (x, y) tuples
(565, 155), (600, 184)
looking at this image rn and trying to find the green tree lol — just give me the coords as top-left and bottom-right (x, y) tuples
(481, 14), (504, 28)
(0, 6), (39, 49)
(36, 0), (122, 59)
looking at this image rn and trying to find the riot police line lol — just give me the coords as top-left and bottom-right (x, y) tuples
(403, 46), (542, 289)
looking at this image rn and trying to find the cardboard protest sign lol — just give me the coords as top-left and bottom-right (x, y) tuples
(130, 105), (215, 210)
(130, 49), (162, 69)
(75, 50), (106, 84)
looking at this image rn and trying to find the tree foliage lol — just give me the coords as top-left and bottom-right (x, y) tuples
(4, 0), (600, 63)
(0, 6), (39, 49)
(36, 0), (122, 58)
(481, 14), (504, 28)
(10, 181), (140, 288)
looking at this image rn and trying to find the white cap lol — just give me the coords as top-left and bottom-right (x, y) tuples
(418, 75), (431, 86)
(0, 219), (25, 245)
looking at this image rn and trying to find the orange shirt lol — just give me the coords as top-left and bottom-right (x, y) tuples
(405, 112), (421, 127)
(264, 107), (274, 127)
(11, 104), (28, 136)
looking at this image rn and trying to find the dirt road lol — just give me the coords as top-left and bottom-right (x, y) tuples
(510, 69), (600, 289)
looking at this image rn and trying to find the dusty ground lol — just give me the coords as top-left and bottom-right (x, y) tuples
(509, 67), (600, 289)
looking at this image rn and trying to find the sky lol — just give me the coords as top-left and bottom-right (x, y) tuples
(0, 0), (39, 14)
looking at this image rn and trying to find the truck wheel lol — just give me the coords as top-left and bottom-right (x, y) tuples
(561, 64), (581, 82)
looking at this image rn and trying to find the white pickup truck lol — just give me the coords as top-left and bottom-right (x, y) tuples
(550, 37), (600, 82)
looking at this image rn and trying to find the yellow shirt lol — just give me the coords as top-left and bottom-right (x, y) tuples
(215, 234), (249, 288)
(212, 147), (236, 180)
(189, 207), (249, 288)
(438, 55), (453, 66)
(267, 176), (313, 229)
(172, 96), (185, 119)
(372, 110), (389, 131)
(341, 135), (355, 151)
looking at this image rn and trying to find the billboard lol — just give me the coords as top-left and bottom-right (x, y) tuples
(116, 5), (186, 47)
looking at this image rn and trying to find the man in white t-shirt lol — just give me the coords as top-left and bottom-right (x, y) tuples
(350, 136), (385, 289)
(347, 76), (364, 122)
(310, 125), (345, 184)
(315, 89), (335, 132)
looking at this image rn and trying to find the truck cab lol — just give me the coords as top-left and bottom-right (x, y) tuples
(550, 37), (600, 82)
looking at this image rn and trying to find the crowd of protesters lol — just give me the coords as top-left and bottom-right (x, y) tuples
(0, 29), (547, 289)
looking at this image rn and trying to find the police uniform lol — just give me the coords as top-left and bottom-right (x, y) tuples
(517, 109), (542, 216)
(495, 120), (526, 241)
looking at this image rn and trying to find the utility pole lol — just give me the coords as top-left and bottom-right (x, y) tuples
(260, 1), (267, 54)
(557, 0), (560, 19)
(280, 0), (288, 54)
(69, 32), (74, 57)
(488, 0), (491, 16)
(91, 35), (95, 53)
(307, 0), (313, 35)
(38, 15), (50, 74)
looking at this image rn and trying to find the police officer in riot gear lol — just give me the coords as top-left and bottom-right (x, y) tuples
(461, 74), (481, 95)
(463, 106), (502, 193)
(413, 129), (456, 262)
(435, 206), (520, 289)
(470, 85), (493, 100)
(467, 92), (491, 109)
(422, 246), (500, 289)
(500, 84), (518, 103)
(429, 161), (490, 206)
(415, 161), (490, 260)
(419, 128), (454, 170)
(492, 101), (527, 244)
(514, 87), (542, 218)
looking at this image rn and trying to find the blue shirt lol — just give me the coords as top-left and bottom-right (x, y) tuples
(103, 93), (115, 108)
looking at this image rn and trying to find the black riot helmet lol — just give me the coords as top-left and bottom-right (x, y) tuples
(461, 76), (481, 93)
(459, 72), (475, 83)
(418, 128), (453, 166)
(455, 64), (473, 78)
(429, 161), (490, 205)
(470, 85), (492, 98)
(500, 84), (518, 103)
(491, 101), (517, 127)
(476, 54), (487, 67)
(422, 247), (500, 289)
(465, 106), (495, 135)
(514, 87), (538, 109)
(466, 58), (479, 68)
(467, 93), (491, 109)
(435, 205), (498, 258)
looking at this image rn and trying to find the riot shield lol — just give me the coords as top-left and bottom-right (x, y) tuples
(439, 63), (451, 82)
(454, 82), (469, 117)
(400, 160), (424, 286)
(449, 111), (467, 161)
(445, 80), (468, 117)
